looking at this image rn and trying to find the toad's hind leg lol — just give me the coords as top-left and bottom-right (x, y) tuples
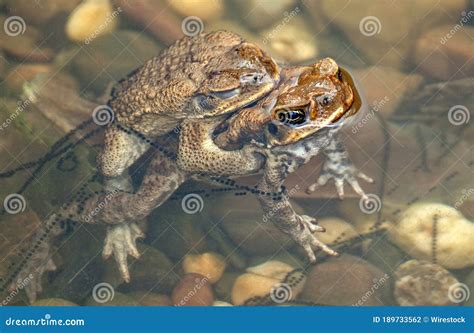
(97, 124), (150, 178)
(98, 151), (188, 281)
(9, 153), (187, 302)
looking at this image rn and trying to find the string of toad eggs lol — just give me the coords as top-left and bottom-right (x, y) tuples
(0, 120), (288, 291)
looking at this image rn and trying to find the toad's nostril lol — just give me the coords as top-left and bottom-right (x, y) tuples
(267, 123), (278, 135)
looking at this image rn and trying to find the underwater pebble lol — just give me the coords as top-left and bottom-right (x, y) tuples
(260, 17), (318, 63)
(182, 252), (226, 284)
(300, 254), (391, 306)
(167, 0), (224, 21)
(352, 66), (424, 116)
(362, 235), (406, 274)
(388, 203), (474, 269)
(235, 0), (298, 31)
(211, 194), (294, 256)
(231, 260), (300, 305)
(65, 0), (121, 44)
(248, 252), (305, 270)
(5, 64), (52, 93)
(0, 17), (53, 62)
(415, 25), (474, 81)
(316, 217), (359, 245)
(231, 273), (281, 306)
(319, 0), (465, 68)
(115, 0), (183, 45)
(246, 260), (294, 280)
(213, 272), (239, 303)
(462, 270), (474, 306)
(213, 300), (233, 306)
(394, 259), (461, 306)
(32, 298), (78, 306)
(5, 0), (81, 24)
(66, 0), (119, 43)
(0, 51), (6, 78)
(147, 201), (209, 260)
(172, 273), (215, 306)
(70, 30), (160, 93)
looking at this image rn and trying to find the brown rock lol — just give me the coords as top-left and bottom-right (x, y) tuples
(167, 0), (224, 21)
(300, 254), (392, 305)
(415, 24), (474, 80)
(394, 260), (461, 306)
(114, 0), (183, 45)
(5, 0), (81, 25)
(211, 194), (293, 256)
(5, 64), (52, 93)
(0, 16), (53, 62)
(234, 0), (299, 31)
(70, 30), (160, 93)
(352, 66), (424, 116)
(182, 252), (226, 284)
(172, 273), (214, 306)
(320, 0), (466, 68)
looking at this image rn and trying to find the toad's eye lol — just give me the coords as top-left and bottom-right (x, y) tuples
(240, 72), (264, 85)
(321, 96), (332, 106)
(337, 69), (343, 81)
(276, 109), (306, 126)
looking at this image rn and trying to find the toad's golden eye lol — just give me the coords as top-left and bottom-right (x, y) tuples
(337, 69), (343, 81)
(276, 109), (306, 126)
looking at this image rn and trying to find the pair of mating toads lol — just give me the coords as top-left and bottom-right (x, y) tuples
(9, 31), (373, 302)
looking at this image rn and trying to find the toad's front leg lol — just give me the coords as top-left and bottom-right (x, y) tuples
(256, 155), (338, 263)
(306, 133), (373, 199)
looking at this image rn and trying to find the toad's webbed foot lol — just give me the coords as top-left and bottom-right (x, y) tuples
(102, 223), (144, 282)
(292, 214), (338, 263)
(307, 162), (373, 199)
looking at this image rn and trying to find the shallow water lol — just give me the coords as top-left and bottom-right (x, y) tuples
(0, 0), (472, 306)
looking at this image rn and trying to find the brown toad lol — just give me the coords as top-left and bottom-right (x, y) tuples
(8, 41), (371, 303)
(99, 30), (279, 178)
